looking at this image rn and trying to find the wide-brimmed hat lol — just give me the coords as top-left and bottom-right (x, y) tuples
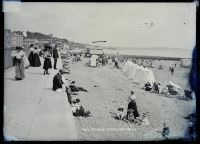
(76, 98), (80, 103)
(142, 113), (147, 117)
(131, 90), (135, 93)
(16, 46), (21, 50)
(71, 81), (75, 84)
(118, 107), (124, 111)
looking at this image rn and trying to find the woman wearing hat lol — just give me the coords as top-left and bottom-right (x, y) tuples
(28, 44), (35, 66)
(127, 90), (140, 121)
(43, 46), (52, 75)
(11, 46), (25, 80)
(32, 44), (41, 67)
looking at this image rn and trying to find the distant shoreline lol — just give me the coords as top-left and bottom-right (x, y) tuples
(104, 47), (193, 50)
(104, 53), (191, 60)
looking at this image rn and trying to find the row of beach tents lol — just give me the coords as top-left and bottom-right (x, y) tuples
(123, 61), (184, 96)
(123, 61), (155, 85)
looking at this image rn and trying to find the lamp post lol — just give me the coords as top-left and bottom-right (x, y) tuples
(49, 34), (53, 46)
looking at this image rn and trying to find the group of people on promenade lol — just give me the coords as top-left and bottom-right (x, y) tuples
(11, 43), (60, 80)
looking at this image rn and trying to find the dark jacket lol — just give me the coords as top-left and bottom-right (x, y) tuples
(53, 48), (59, 59)
(53, 73), (63, 91)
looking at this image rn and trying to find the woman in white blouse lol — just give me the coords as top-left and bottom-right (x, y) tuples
(11, 46), (25, 80)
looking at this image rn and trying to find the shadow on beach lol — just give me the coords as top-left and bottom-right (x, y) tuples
(29, 72), (44, 75)
(84, 62), (90, 67)
(44, 88), (53, 90)
(4, 77), (17, 81)
(157, 93), (190, 101)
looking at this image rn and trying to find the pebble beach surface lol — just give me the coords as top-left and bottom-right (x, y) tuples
(64, 57), (194, 141)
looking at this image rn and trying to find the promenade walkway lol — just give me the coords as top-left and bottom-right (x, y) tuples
(4, 58), (78, 141)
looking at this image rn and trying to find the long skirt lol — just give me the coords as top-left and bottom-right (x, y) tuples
(32, 53), (41, 67)
(28, 52), (34, 66)
(127, 101), (140, 118)
(15, 60), (25, 79)
(43, 58), (52, 69)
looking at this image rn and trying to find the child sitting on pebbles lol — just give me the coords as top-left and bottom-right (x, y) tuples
(117, 107), (125, 120)
(138, 113), (150, 126)
(71, 98), (91, 117)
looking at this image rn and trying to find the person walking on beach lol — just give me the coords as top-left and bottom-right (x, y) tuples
(53, 45), (59, 69)
(11, 46), (25, 80)
(43, 46), (52, 75)
(170, 67), (174, 75)
(127, 90), (140, 121)
(28, 44), (35, 66)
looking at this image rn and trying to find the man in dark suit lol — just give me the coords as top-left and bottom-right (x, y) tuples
(53, 68), (72, 104)
(53, 69), (63, 91)
(53, 45), (59, 69)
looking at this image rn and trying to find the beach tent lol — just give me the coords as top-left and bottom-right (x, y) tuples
(123, 61), (133, 73)
(123, 61), (155, 85)
(179, 59), (191, 68)
(90, 55), (98, 67)
(133, 67), (155, 85)
(160, 81), (182, 95)
(124, 62), (140, 79)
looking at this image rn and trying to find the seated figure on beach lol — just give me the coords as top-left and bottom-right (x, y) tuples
(71, 98), (91, 117)
(53, 68), (70, 91)
(127, 91), (140, 121)
(144, 82), (152, 91)
(139, 113), (150, 126)
(53, 68), (72, 103)
(167, 85), (179, 95)
(117, 108), (125, 120)
(69, 81), (88, 92)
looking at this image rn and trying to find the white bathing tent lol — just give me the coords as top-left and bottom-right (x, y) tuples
(179, 58), (191, 68)
(90, 54), (98, 67)
(123, 61), (155, 85)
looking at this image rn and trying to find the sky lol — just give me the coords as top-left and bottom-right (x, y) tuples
(4, 2), (196, 49)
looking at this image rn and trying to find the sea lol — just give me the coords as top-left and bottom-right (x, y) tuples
(103, 48), (193, 59)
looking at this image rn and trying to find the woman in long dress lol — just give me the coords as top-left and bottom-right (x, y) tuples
(32, 45), (41, 67)
(11, 46), (25, 80)
(43, 46), (52, 75)
(28, 44), (34, 66)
